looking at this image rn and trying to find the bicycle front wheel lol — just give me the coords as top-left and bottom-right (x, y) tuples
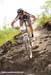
(25, 38), (32, 59)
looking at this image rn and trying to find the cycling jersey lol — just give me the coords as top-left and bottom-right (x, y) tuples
(15, 12), (31, 21)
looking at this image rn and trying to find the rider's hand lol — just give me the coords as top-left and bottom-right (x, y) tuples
(11, 25), (18, 30)
(32, 17), (37, 23)
(11, 20), (16, 28)
(33, 17), (37, 21)
(11, 22), (14, 29)
(11, 24), (14, 29)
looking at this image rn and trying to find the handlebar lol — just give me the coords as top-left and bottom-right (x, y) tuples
(11, 19), (36, 30)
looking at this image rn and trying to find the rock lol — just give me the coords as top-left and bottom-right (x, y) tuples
(0, 48), (4, 55)
(32, 45), (39, 49)
(43, 21), (51, 31)
(45, 64), (51, 75)
(14, 35), (23, 45)
(4, 41), (12, 49)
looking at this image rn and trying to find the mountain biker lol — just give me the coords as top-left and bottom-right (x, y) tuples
(11, 8), (37, 37)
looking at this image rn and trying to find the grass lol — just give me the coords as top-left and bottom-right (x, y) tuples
(0, 28), (21, 45)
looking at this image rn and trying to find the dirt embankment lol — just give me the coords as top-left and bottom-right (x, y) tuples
(0, 22), (51, 75)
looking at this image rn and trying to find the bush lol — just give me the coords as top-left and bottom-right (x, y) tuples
(37, 13), (51, 25)
(0, 28), (21, 45)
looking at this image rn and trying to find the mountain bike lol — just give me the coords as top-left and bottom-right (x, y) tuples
(22, 19), (33, 59)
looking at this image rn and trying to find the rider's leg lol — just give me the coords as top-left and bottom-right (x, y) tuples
(29, 23), (34, 37)
(27, 20), (34, 37)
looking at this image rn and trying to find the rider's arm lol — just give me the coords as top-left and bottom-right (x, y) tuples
(30, 14), (37, 21)
(25, 12), (37, 21)
(11, 15), (19, 27)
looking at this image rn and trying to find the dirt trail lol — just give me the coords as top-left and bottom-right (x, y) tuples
(0, 23), (51, 75)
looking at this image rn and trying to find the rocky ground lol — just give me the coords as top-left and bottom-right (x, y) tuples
(0, 22), (51, 75)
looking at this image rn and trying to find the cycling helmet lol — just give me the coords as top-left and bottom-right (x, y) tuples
(17, 8), (24, 14)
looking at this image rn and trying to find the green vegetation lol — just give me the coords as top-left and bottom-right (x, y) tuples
(37, 13), (51, 24)
(45, 0), (51, 8)
(37, 0), (51, 25)
(0, 28), (21, 45)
